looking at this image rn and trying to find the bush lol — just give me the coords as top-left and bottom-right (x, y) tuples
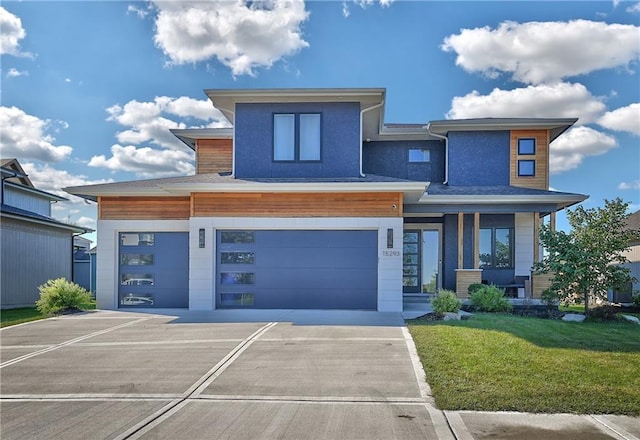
(632, 291), (640, 308)
(586, 305), (620, 322)
(431, 289), (462, 315)
(35, 278), (94, 316)
(470, 285), (513, 313)
(468, 283), (485, 295)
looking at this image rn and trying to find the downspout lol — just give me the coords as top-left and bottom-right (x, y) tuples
(426, 123), (448, 185)
(217, 107), (236, 177)
(359, 101), (385, 177)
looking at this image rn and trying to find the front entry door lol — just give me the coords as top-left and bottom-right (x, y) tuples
(403, 227), (442, 294)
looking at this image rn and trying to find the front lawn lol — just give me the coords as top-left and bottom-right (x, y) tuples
(1, 307), (47, 328)
(408, 314), (640, 415)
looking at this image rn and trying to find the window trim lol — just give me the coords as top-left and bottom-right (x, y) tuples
(479, 227), (514, 269)
(273, 112), (322, 163)
(518, 138), (536, 155)
(518, 159), (536, 177)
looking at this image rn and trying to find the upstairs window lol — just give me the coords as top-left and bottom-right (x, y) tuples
(273, 113), (321, 162)
(518, 160), (535, 176)
(408, 148), (430, 163)
(518, 138), (536, 155)
(479, 227), (514, 268)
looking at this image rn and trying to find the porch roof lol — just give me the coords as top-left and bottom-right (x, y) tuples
(64, 172), (429, 204)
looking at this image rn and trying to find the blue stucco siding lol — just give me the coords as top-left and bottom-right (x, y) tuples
(234, 102), (361, 178)
(362, 140), (445, 182)
(447, 131), (510, 186)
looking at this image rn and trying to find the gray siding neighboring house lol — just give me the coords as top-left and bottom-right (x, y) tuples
(1, 159), (90, 309)
(612, 210), (640, 303)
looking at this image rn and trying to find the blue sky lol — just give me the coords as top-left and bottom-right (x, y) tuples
(1, 0), (639, 242)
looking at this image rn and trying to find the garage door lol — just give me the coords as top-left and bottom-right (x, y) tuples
(118, 232), (189, 308)
(216, 230), (378, 309)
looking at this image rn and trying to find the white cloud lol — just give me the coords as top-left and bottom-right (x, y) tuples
(152, 1), (309, 77)
(0, 6), (32, 57)
(626, 2), (640, 13)
(598, 103), (640, 135)
(21, 162), (113, 202)
(127, 3), (153, 18)
(447, 82), (606, 124)
(619, 180), (640, 190)
(0, 106), (73, 162)
(6, 68), (28, 78)
(76, 216), (96, 229)
(342, 0), (394, 17)
(106, 96), (229, 149)
(549, 126), (617, 173)
(442, 20), (640, 85)
(88, 144), (195, 178)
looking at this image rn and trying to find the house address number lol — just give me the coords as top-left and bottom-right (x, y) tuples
(382, 250), (401, 257)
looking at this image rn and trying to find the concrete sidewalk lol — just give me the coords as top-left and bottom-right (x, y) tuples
(1, 309), (638, 439)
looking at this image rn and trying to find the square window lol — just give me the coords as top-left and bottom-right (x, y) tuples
(518, 160), (535, 176)
(518, 138), (536, 155)
(408, 148), (430, 162)
(273, 113), (321, 162)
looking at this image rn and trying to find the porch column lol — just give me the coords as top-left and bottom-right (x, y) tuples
(473, 212), (480, 269)
(455, 212), (482, 297)
(550, 211), (556, 232)
(457, 212), (464, 269)
(533, 212), (540, 263)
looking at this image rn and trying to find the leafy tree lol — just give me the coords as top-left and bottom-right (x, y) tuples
(533, 198), (639, 314)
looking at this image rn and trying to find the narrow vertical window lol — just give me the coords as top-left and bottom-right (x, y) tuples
(299, 113), (321, 161)
(273, 114), (295, 161)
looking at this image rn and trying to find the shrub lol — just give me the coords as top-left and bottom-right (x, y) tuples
(632, 291), (640, 308)
(470, 285), (513, 313)
(431, 289), (462, 315)
(468, 283), (485, 295)
(541, 288), (560, 306)
(35, 278), (94, 316)
(585, 305), (620, 322)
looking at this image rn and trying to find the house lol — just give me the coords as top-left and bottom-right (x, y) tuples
(1, 158), (90, 308)
(611, 210), (640, 303)
(73, 236), (97, 296)
(64, 88), (587, 312)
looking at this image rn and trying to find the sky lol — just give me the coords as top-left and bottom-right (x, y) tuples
(1, 0), (639, 244)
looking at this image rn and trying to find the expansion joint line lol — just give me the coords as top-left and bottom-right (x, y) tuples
(113, 321), (278, 440)
(0, 317), (151, 369)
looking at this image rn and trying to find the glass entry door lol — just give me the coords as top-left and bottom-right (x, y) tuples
(403, 227), (441, 294)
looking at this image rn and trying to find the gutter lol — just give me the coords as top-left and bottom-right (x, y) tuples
(359, 100), (385, 177)
(426, 123), (448, 185)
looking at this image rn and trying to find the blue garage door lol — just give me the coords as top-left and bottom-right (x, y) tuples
(118, 232), (189, 308)
(216, 230), (378, 310)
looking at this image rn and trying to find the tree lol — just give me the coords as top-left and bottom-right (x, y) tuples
(533, 198), (639, 314)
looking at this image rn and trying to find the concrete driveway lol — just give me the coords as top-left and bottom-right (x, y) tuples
(1, 309), (638, 440)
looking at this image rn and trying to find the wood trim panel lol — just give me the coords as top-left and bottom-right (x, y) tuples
(510, 130), (549, 190)
(99, 197), (191, 220)
(192, 192), (403, 217)
(196, 139), (232, 174)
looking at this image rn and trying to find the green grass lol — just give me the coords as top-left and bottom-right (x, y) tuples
(1, 307), (47, 328)
(1, 301), (96, 328)
(408, 314), (640, 415)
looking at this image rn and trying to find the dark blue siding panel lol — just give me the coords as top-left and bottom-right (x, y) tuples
(217, 230), (378, 309)
(362, 140), (445, 182)
(447, 131), (510, 186)
(234, 102), (361, 178)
